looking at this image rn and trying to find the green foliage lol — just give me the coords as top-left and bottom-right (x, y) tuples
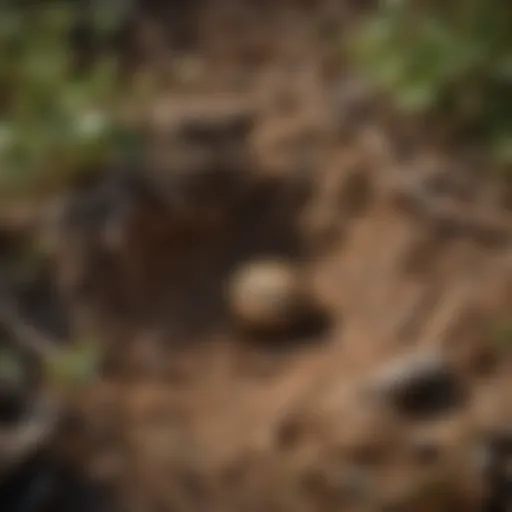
(353, 0), (512, 162)
(43, 338), (103, 391)
(0, 3), (135, 198)
(0, 346), (25, 387)
(488, 317), (512, 354)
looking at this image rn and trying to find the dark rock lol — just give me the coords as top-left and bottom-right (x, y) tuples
(369, 350), (466, 419)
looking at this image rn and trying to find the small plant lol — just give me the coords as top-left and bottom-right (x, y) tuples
(0, 346), (26, 388)
(352, 0), (512, 163)
(0, 3), (137, 199)
(43, 337), (103, 393)
(488, 317), (512, 355)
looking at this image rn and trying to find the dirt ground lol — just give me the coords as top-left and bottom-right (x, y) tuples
(1, 2), (511, 511)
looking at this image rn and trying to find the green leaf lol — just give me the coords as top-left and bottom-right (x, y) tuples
(0, 349), (25, 387)
(491, 135), (512, 165)
(489, 317), (512, 353)
(44, 339), (103, 390)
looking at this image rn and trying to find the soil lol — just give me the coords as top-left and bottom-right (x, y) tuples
(0, 2), (511, 511)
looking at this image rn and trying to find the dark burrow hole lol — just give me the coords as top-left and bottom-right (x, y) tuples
(392, 372), (466, 420)
(49, 161), (315, 338)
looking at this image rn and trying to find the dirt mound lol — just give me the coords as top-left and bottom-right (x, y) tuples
(48, 97), (510, 511)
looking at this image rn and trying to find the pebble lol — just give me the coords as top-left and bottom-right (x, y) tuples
(227, 259), (321, 336)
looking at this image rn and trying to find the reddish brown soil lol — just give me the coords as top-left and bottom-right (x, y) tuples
(10, 2), (512, 511)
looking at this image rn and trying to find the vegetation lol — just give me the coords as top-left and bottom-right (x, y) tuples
(489, 317), (512, 355)
(43, 338), (103, 393)
(0, 3), (136, 199)
(353, 0), (512, 163)
(0, 3), (136, 392)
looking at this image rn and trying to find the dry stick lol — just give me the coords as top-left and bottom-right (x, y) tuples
(387, 174), (512, 245)
(0, 292), (64, 479)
